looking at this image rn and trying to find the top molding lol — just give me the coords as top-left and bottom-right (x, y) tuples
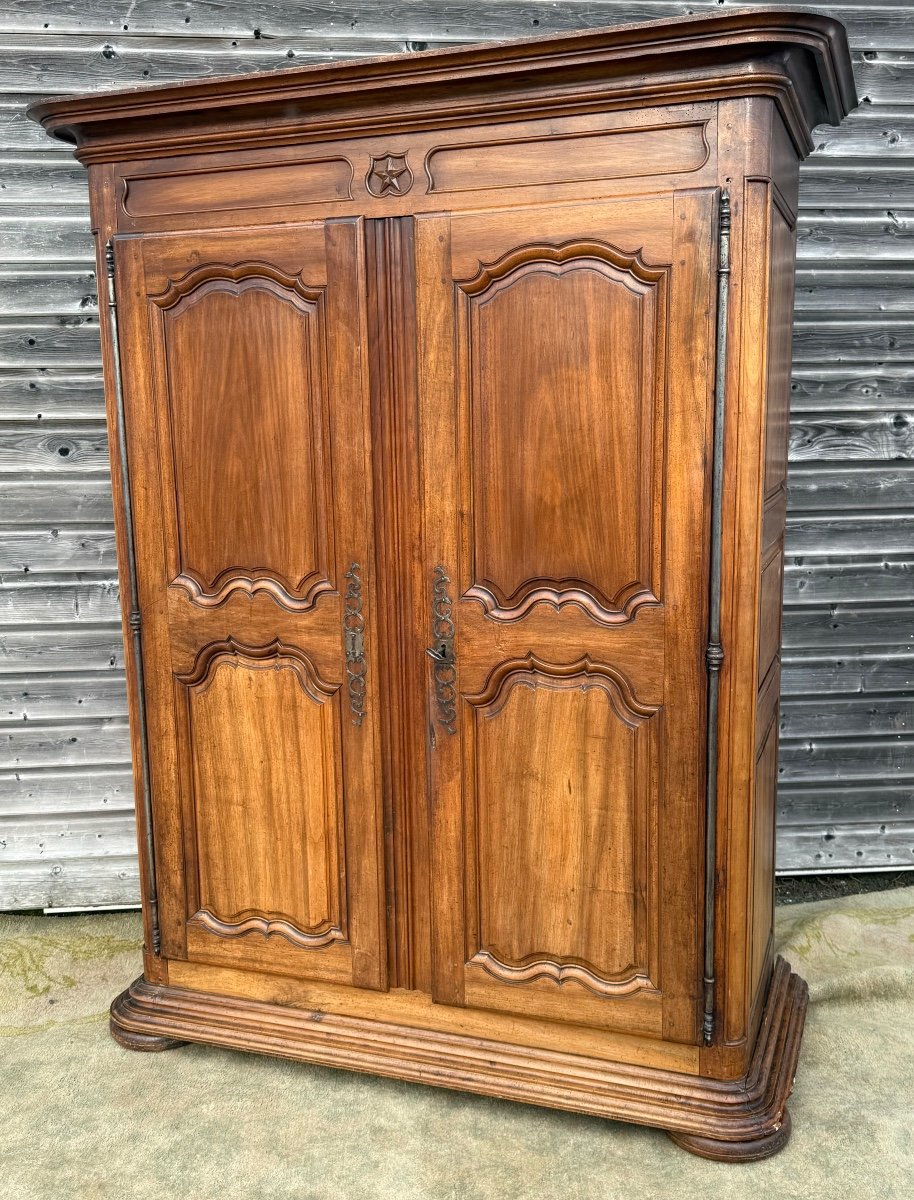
(28, 8), (856, 164)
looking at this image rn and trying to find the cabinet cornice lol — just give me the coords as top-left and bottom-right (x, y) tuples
(28, 10), (854, 164)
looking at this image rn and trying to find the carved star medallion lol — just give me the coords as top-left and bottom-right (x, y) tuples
(366, 152), (414, 198)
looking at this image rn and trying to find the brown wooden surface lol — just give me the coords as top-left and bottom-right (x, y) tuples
(416, 195), (714, 1041)
(28, 10), (855, 163)
(112, 222), (387, 990)
(110, 955), (808, 1156)
(703, 99), (806, 1075)
(30, 9), (856, 1157)
(167, 958), (701, 1074)
(8, 5), (905, 923)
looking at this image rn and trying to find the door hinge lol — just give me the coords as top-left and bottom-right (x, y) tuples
(105, 239), (161, 958)
(701, 189), (731, 1045)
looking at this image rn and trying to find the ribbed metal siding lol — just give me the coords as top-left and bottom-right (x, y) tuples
(0, 1), (911, 910)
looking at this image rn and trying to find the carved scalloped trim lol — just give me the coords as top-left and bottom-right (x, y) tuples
(466, 652), (658, 725)
(176, 637), (338, 702)
(465, 578), (658, 624)
(150, 260), (324, 309)
(171, 568), (335, 613)
(469, 950), (656, 998)
(189, 907), (344, 950)
(457, 238), (667, 296)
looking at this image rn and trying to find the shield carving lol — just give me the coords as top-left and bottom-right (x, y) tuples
(365, 152), (414, 197)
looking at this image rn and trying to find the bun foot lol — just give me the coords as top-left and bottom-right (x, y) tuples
(110, 1018), (186, 1052)
(110, 986), (186, 1052)
(668, 1108), (792, 1162)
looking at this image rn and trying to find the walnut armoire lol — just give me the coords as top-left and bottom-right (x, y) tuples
(29, 9), (855, 1160)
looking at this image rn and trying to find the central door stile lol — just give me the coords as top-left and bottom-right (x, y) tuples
(364, 217), (430, 993)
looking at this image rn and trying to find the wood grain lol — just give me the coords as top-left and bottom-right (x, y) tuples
(24, 9), (856, 1153)
(415, 193), (713, 1041)
(110, 955), (808, 1155)
(5, 3), (904, 904)
(109, 220), (388, 988)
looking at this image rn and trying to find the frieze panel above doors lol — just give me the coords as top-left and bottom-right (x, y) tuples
(110, 107), (718, 232)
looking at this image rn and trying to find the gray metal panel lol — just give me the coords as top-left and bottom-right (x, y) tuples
(1, 1), (912, 909)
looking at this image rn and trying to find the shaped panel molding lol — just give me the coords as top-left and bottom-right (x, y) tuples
(465, 654), (661, 998)
(170, 567), (334, 613)
(468, 949), (653, 998)
(176, 638), (345, 948)
(425, 121), (709, 194)
(467, 652), (657, 725)
(150, 259), (324, 309)
(152, 261), (334, 612)
(188, 908), (344, 949)
(458, 239), (667, 297)
(458, 240), (668, 624)
(177, 636), (337, 702)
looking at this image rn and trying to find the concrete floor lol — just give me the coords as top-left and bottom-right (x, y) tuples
(2, 885), (913, 1199)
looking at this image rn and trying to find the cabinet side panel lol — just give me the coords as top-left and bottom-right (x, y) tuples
(748, 196), (797, 1023)
(710, 96), (804, 1072)
(752, 672), (780, 996)
(716, 168), (771, 1053)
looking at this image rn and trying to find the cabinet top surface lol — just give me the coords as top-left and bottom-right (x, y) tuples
(28, 7), (855, 163)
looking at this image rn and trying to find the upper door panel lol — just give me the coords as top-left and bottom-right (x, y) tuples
(458, 229), (666, 624)
(152, 251), (334, 610)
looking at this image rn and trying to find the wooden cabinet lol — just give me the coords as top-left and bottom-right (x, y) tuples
(30, 10), (855, 1160)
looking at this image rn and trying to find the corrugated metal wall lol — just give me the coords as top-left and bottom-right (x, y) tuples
(1, 1), (912, 910)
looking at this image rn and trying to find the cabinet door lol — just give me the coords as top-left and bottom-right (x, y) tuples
(113, 221), (387, 989)
(416, 194), (717, 1041)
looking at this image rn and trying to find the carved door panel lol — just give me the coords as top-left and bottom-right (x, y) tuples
(113, 221), (387, 989)
(415, 194), (718, 1040)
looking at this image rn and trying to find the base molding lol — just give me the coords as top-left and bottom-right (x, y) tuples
(110, 954), (807, 1157)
